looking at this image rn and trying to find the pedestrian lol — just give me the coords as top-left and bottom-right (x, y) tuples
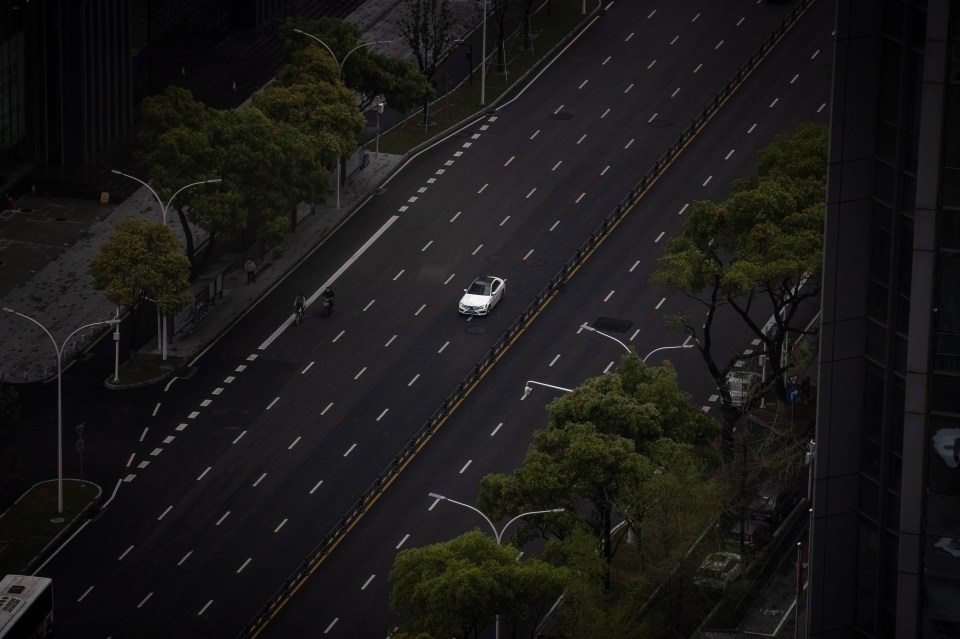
(244, 258), (257, 283)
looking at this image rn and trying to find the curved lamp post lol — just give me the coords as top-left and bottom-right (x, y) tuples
(108, 171), (221, 360)
(4, 308), (119, 514)
(109, 170), (221, 226)
(642, 342), (695, 363)
(428, 492), (563, 639)
(292, 29), (392, 209)
(521, 380), (574, 400)
(579, 322), (631, 353)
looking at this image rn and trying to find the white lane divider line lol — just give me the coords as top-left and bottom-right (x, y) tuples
(385, 335), (397, 347)
(737, 16), (745, 26)
(188, 411), (199, 419)
(438, 341), (449, 354)
(140, 427), (148, 442)
(198, 600), (213, 616)
(422, 240), (433, 251)
(578, 79), (588, 89)
(702, 175), (713, 187)
(237, 558), (251, 574)
(601, 166), (610, 176)
(118, 545), (134, 561)
(408, 373), (420, 386)
(321, 402), (333, 415)
(460, 460), (472, 474)
(624, 83), (634, 94)
(152, 403), (160, 417)
(523, 249), (534, 261)
(235, 364), (246, 372)
(354, 367), (366, 380)
(289, 436), (301, 450)
(550, 220), (560, 231)
(770, 97), (779, 108)
(602, 55), (611, 65)
(811, 49), (820, 60)
(415, 304), (427, 316)
(259, 215), (399, 351)
(137, 593), (153, 608)
(694, 63), (703, 73)
(648, 113), (658, 123)
(224, 375), (235, 383)
(647, 59), (656, 69)
(247, 353), (258, 361)
(377, 409), (389, 421)
(655, 231), (665, 243)
(491, 422), (503, 436)
(363, 299), (375, 312)
(625, 138), (634, 149)
(604, 290), (615, 302)
(671, 87), (681, 98)
(715, 40), (724, 50)
(444, 273), (456, 285)
(678, 203), (689, 215)
(274, 519), (288, 533)
(253, 473), (267, 487)
(267, 397), (279, 410)
(554, 104), (564, 114)
(818, 102), (826, 113)
(472, 244), (483, 255)
(394, 269), (404, 280)
(310, 480), (324, 495)
(333, 330), (345, 342)
(631, 329), (640, 341)
(670, 35), (679, 45)
(361, 575), (376, 590)
(505, 155), (514, 166)
(302, 362), (314, 374)
(601, 108), (610, 119)
(656, 298), (666, 310)
(150, 448), (162, 457)
(577, 134), (587, 144)
(126, 453), (135, 467)
(478, 183), (488, 194)
(344, 444), (357, 457)
(137, 461), (149, 469)
(575, 193), (585, 204)
(791, 73), (799, 84)
(552, 160), (562, 171)
(630, 260), (640, 272)
(77, 586), (94, 603)
(212, 387), (224, 395)
(216, 511), (230, 526)
(324, 618), (339, 633)
(178, 551), (192, 566)
(549, 354), (561, 367)
(163, 435), (174, 444)
(692, 12), (701, 22)
(158, 506), (172, 521)
(232, 431), (246, 444)
(604, 361), (615, 374)
(450, 211), (461, 222)
(501, 215), (511, 225)
(396, 534), (410, 549)
(748, 123), (757, 134)
(198, 467), (211, 480)
(200, 399), (211, 407)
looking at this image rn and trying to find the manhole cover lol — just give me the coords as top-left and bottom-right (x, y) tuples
(590, 317), (633, 333)
(551, 112), (573, 120)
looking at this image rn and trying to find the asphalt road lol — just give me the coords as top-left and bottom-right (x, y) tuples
(256, 1), (834, 637)
(35, 1), (829, 637)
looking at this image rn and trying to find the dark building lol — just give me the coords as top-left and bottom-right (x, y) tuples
(812, 0), (960, 637)
(0, 0), (361, 196)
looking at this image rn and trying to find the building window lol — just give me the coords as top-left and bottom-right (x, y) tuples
(927, 418), (960, 497)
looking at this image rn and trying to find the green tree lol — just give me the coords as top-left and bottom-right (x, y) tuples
(89, 218), (193, 346)
(397, 0), (456, 123)
(389, 530), (567, 638)
(650, 122), (828, 408)
(547, 354), (720, 462)
(280, 17), (434, 114)
(487, 0), (515, 72)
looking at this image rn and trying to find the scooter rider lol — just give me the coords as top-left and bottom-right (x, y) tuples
(294, 293), (306, 316)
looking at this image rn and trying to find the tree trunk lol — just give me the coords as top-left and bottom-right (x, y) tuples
(175, 206), (196, 271)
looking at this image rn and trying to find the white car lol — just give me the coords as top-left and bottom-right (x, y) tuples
(694, 552), (743, 590)
(458, 276), (506, 315)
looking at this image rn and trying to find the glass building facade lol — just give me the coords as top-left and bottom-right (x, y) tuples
(812, 0), (960, 636)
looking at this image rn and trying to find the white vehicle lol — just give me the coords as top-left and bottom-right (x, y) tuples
(458, 276), (506, 315)
(694, 551), (743, 590)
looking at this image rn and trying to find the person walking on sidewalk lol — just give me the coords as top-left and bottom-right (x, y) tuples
(244, 258), (257, 283)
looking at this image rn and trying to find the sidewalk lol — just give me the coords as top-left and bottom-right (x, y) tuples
(0, 154), (402, 384)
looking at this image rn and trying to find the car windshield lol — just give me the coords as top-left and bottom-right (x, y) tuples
(467, 280), (492, 296)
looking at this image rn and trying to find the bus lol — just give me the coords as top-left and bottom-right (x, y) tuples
(0, 575), (53, 639)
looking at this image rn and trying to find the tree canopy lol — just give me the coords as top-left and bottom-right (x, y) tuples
(89, 218), (193, 316)
(650, 122), (828, 406)
(389, 530), (567, 639)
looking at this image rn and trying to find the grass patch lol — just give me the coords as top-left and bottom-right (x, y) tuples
(114, 352), (186, 386)
(378, 0), (590, 154)
(0, 480), (99, 575)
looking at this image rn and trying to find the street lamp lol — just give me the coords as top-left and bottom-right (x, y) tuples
(428, 492), (563, 639)
(375, 101), (384, 158)
(3, 308), (119, 514)
(291, 30), (392, 208)
(108, 171), (220, 360)
(480, 0), (488, 105)
(521, 380), (574, 400)
(641, 342), (695, 363)
(109, 170), (221, 226)
(579, 322), (631, 353)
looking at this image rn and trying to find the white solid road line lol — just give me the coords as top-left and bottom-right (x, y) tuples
(258, 215), (400, 351)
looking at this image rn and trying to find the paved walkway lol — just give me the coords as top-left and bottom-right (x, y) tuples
(0, 154), (402, 383)
(0, 0), (486, 384)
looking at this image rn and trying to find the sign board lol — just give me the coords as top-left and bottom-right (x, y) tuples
(787, 385), (801, 405)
